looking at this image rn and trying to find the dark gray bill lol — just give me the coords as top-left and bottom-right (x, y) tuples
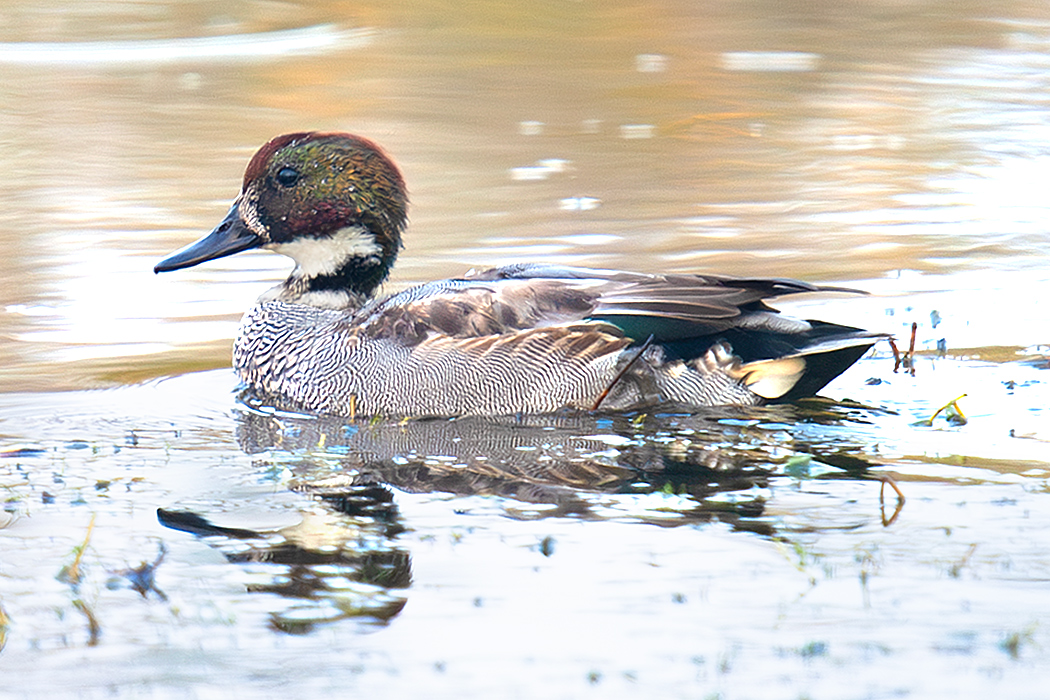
(154, 202), (262, 273)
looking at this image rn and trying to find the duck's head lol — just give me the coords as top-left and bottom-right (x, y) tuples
(155, 132), (408, 302)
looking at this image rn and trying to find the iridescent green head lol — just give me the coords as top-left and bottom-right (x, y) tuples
(155, 132), (409, 300)
(241, 132), (407, 252)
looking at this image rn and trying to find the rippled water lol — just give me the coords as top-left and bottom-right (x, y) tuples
(1, 1), (1049, 698)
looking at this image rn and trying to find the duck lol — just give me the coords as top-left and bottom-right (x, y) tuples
(155, 131), (883, 419)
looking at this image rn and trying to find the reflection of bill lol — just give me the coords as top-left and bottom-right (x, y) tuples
(158, 503), (410, 635)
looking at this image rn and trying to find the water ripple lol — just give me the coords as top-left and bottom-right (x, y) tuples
(0, 24), (374, 66)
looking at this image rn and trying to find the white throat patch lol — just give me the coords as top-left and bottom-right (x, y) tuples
(268, 225), (381, 278)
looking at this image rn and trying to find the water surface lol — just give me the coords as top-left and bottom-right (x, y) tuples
(1, 1), (1049, 698)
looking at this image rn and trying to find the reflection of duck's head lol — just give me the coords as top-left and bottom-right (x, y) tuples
(154, 132), (407, 304)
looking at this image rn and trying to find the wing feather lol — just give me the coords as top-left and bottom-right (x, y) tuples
(354, 263), (864, 345)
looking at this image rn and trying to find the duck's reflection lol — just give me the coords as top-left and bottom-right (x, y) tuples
(159, 401), (888, 632)
(238, 408), (790, 523)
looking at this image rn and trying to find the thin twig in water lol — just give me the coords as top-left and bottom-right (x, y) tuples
(889, 323), (918, 375)
(57, 514), (96, 590)
(879, 476), (906, 526)
(949, 543), (978, 578)
(56, 515), (102, 646)
(907, 322), (917, 376)
(72, 599), (101, 646)
(919, 394), (968, 426)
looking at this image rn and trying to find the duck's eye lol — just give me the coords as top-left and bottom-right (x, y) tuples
(275, 167), (300, 187)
